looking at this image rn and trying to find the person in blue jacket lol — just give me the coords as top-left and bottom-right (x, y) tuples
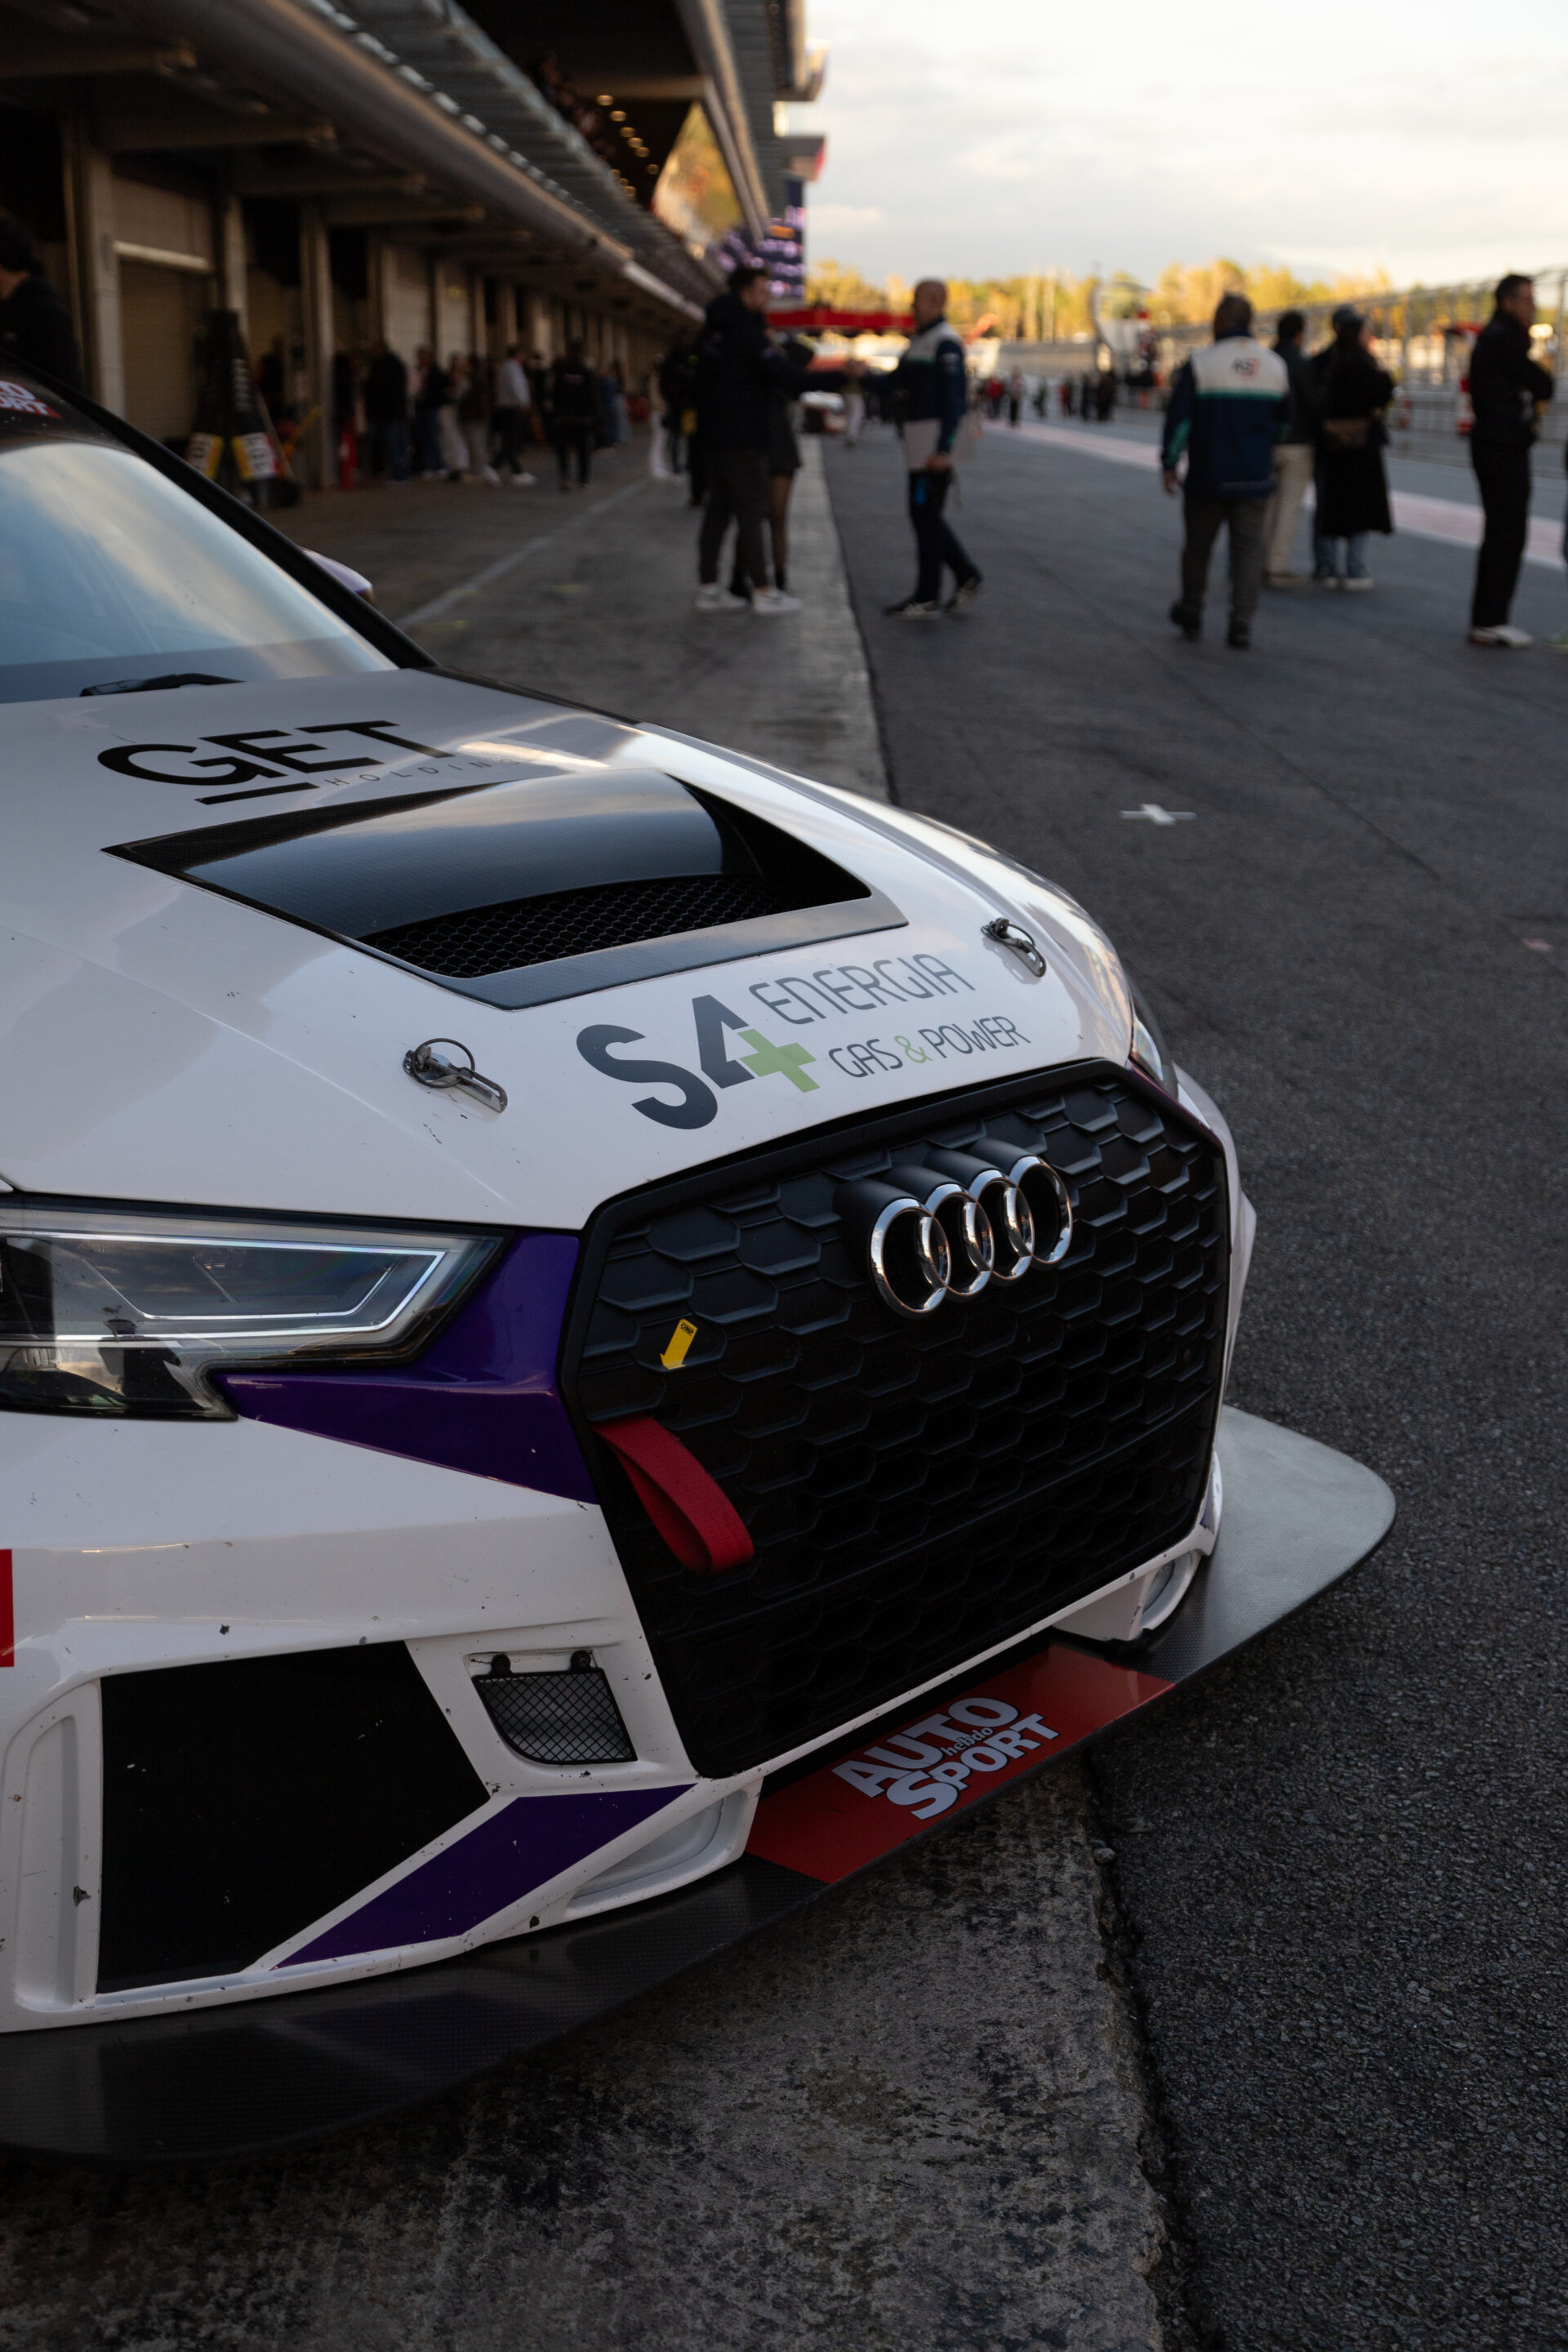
(883, 278), (982, 617)
(1161, 292), (1289, 648)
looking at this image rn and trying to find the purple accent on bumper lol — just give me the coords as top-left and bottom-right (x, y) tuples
(284, 1786), (688, 1966)
(221, 1232), (596, 1502)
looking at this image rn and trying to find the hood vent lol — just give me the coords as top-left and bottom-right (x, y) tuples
(366, 871), (784, 979)
(110, 766), (904, 1009)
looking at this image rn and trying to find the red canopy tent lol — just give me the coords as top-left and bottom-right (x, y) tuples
(768, 305), (913, 334)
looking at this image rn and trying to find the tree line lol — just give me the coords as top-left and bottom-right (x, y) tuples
(803, 258), (1389, 336)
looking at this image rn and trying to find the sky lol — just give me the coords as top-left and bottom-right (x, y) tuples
(803, 0), (1568, 292)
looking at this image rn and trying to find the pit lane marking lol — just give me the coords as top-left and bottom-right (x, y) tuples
(399, 477), (652, 630)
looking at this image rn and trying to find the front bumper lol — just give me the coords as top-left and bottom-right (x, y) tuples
(0, 1405), (1392, 2162)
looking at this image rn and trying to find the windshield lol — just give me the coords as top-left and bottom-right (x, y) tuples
(0, 427), (392, 705)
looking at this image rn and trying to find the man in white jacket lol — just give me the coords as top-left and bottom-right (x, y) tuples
(492, 346), (535, 485)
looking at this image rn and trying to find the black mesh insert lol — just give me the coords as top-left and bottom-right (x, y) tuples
(473, 1666), (636, 1763)
(99, 1644), (488, 1990)
(365, 873), (786, 978)
(561, 1065), (1230, 1780)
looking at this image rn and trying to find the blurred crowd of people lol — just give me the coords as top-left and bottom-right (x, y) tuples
(273, 336), (639, 492)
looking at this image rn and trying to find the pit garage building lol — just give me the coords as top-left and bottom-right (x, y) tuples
(0, 0), (826, 476)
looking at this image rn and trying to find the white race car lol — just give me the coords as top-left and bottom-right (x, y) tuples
(0, 361), (1393, 2160)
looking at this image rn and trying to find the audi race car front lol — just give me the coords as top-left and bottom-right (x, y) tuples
(0, 358), (1392, 2150)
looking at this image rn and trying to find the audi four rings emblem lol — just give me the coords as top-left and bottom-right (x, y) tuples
(840, 1152), (1074, 1319)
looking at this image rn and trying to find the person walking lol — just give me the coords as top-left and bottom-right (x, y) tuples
(1006, 366), (1027, 425)
(457, 352), (497, 481)
(693, 265), (854, 613)
(1160, 292), (1289, 649)
(0, 214), (82, 385)
(412, 347), (446, 476)
(1310, 307), (1393, 590)
(882, 278), (981, 617)
(437, 354), (466, 479)
(549, 341), (598, 489)
(1467, 274), (1553, 648)
(651, 336), (684, 478)
(362, 340), (410, 482)
(492, 345), (535, 483)
(607, 359), (630, 445)
(1263, 310), (1319, 584)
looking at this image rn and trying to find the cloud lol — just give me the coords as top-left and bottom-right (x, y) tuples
(804, 0), (1568, 283)
(808, 203), (887, 230)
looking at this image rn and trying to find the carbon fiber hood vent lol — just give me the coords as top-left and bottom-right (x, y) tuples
(109, 767), (903, 1009)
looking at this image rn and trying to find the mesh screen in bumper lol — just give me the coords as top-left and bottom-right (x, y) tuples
(472, 1666), (636, 1764)
(562, 1064), (1231, 1781)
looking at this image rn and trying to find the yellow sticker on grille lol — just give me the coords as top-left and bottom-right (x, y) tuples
(661, 1318), (698, 1370)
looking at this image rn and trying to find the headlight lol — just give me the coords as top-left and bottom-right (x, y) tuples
(1128, 985), (1177, 1095)
(0, 1200), (503, 1419)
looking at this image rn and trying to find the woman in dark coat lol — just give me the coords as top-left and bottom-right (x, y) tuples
(1312, 305), (1394, 590)
(728, 342), (805, 598)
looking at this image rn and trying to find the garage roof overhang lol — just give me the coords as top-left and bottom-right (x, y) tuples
(98, 0), (711, 315)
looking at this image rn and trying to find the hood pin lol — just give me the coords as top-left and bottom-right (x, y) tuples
(403, 1038), (508, 1114)
(981, 917), (1046, 978)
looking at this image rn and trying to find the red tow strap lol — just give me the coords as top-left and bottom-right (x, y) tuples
(596, 1417), (755, 1575)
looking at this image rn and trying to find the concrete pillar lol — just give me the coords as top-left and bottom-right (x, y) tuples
(217, 192), (249, 343)
(523, 290), (550, 359)
(65, 132), (124, 414)
(368, 233), (390, 346)
(297, 199), (335, 489)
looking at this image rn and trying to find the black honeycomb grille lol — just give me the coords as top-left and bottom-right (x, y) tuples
(473, 1667), (636, 1764)
(365, 874), (785, 978)
(561, 1065), (1230, 1780)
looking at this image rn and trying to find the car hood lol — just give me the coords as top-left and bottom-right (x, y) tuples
(0, 672), (1135, 1227)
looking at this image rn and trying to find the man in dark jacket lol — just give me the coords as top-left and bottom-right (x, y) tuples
(362, 341), (410, 481)
(1263, 310), (1319, 584)
(549, 340), (598, 490)
(694, 266), (853, 612)
(1467, 275), (1553, 647)
(0, 213), (82, 388)
(1160, 292), (1289, 648)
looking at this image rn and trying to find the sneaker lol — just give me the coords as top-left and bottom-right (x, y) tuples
(1313, 569), (1340, 590)
(751, 586), (802, 614)
(1544, 629), (1568, 649)
(884, 598), (942, 619)
(1342, 574), (1374, 593)
(509, 470), (537, 488)
(1227, 621), (1252, 649)
(945, 573), (984, 612)
(1169, 599), (1200, 641)
(1469, 624), (1533, 648)
(694, 583), (749, 612)
(481, 466), (501, 485)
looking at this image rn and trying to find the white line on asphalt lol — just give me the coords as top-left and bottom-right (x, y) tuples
(1007, 420), (1564, 566)
(397, 475), (653, 629)
(1122, 803), (1195, 824)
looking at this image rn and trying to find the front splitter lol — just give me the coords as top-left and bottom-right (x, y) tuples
(0, 1408), (1392, 2164)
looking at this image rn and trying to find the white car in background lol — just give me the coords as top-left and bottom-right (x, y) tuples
(0, 359), (1392, 2161)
